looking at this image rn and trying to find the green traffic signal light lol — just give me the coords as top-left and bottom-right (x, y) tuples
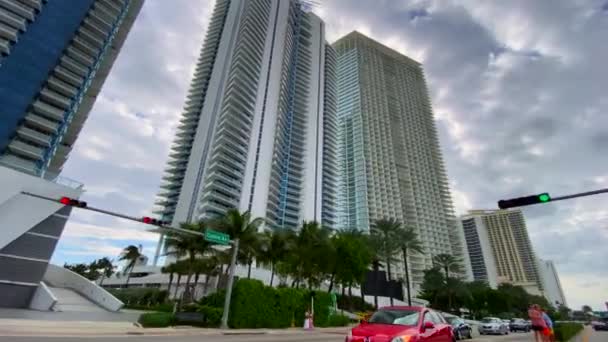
(538, 193), (551, 202)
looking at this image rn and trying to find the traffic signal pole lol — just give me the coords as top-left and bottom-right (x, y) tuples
(20, 191), (204, 237)
(21, 190), (239, 329)
(548, 188), (608, 202)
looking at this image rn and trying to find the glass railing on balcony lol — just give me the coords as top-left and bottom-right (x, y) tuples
(0, 157), (83, 189)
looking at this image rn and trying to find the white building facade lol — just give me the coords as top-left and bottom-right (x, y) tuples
(155, 0), (338, 252)
(538, 259), (567, 307)
(460, 209), (544, 295)
(332, 32), (464, 293)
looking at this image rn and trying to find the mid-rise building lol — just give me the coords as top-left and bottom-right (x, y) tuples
(538, 258), (567, 307)
(460, 209), (543, 294)
(332, 32), (463, 293)
(0, 0), (144, 177)
(154, 0), (338, 257)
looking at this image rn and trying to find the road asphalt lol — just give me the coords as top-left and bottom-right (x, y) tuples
(0, 332), (557, 342)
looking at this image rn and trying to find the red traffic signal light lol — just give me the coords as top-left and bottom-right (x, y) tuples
(141, 217), (169, 226)
(58, 196), (87, 208)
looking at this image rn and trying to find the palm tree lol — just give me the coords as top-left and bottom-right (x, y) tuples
(164, 221), (212, 301)
(95, 257), (115, 286)
(432, 253), (462, 312)
(119, 245), (142, 287)
(161, 263), (177, 295)
(213, 209), (264, 276)
(371, 218), (402, 305)
(397, 226), (424, 306)
(432, 253), (462, 280)
(258, 229), (289, 286)
(289, 221), (331, 289)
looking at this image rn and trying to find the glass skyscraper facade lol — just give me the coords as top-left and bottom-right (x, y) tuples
(155, 0), (337, 245)
(333, 32), (463, 293)
(0, 0), (144, 177)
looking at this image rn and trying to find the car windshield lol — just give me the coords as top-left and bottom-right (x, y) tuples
(482, 318), (499, 323)
(445, 317), (460, 324)
(368, 309), (420, 326)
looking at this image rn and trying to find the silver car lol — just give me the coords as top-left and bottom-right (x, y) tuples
(479, 317), (509, 335)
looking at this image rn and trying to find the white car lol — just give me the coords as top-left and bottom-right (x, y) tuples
(479, 317), (509, 335)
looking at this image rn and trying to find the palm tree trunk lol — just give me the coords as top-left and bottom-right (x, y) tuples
(125, 265), (134, 288)
(167, 273), (174, 295)
(327, 273), (335, 293)
(174, 274), (182, 299)
(193, 273), (200, 299)
(99, 274), (106, 286)
(270, 263), (275, 287)
(386, 254), (394, 306)
(402, 247), (412, 306)
(203, 274), (211, 296)
(348, 285), (353, 311)
(247, 258), (252, 279)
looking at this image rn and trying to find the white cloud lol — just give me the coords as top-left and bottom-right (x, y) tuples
(63, 221), (158, 242)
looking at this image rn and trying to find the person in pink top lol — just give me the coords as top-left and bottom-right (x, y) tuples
(528, 304), (549, 342)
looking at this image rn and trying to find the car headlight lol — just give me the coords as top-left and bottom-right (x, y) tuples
(391, 336), (413, 342)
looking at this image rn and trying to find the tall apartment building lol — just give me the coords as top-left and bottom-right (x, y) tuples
(538, 258), (567, 307)
(0, 0), (144, 177)
(460, 209), (543, 295)
(155, 0), (338, 244)
(332, 32), (463, 292)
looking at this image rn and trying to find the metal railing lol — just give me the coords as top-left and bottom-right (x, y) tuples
(0, 158), (83, 189)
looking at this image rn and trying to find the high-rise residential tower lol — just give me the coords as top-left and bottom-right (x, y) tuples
(460, 209), (543, 295)
(0, 0), (144, 176)
(332, 32), (463, 293)
(538, 258), (567, 307)
(155, 0), (338, 246)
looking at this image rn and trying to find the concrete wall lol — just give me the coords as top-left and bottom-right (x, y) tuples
(44, 264), (123, 312)
(29, 281), (57, 311)
(0, 165), (82, 308)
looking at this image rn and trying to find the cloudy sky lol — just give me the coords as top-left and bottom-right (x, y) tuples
(52, 0), (608, 311)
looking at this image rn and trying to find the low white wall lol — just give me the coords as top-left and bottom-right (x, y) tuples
(29, 282), (58, 311)
(44, 264), (124, 311)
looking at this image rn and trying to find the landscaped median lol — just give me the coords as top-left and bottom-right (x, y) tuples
(553, 322), (584, 342)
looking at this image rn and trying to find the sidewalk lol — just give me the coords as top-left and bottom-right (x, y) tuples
(0, 319), (351, 337)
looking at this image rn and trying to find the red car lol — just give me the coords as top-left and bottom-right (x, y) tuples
(346, 306), (454, 342)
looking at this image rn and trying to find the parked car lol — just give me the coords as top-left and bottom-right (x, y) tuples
(593, 321), (608, 331)
(443, 315), (472, 340)
(346, 306), (454, 342)
(479, 317), (509, 335)
(510, 318), (530, 332)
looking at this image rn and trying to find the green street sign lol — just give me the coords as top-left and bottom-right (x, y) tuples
(204, 229), (231, 245)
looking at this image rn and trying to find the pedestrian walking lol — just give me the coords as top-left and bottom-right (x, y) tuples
(528, 304), (549, 342)
(542, 308), (555, 342)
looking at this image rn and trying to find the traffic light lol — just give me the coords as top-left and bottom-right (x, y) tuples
(498, 193), (551, 209)
(141, 217), (169, 226)
(59, 196), (87, 208)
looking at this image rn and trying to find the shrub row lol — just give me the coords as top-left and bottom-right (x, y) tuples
(138, 312), (174, 328)
(108, 288), (168, 307)
(553, 322), (584, 342)
(227, 279), (339, 329)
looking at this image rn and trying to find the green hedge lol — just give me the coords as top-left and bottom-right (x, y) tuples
(225, 279), (341, 329)
(138, 312), (175, 327)
(554, 322), (584, 342)
(199, 290), (226, 308)
(327, 314), (351, 327)
(198, 305), (223, 327)
(108, 288), (169, 307)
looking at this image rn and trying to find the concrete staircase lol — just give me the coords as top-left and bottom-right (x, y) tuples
(48, 287), (107, 312)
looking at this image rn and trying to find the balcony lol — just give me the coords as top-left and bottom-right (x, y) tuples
(32, 100), (65, 121)
(7, 140), (45, 161)
(17, 127), (51, 147)
(40, 88), (71, 110)
(24, 113), (59, 133)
